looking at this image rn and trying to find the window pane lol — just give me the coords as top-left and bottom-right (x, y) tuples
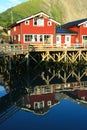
(34, 18), (37, 25)
(40, 35), (43, 42)
(44, 35), (51, 44)
(25, 35), (32, 42)
(38, 18), (44, 26)
(34, 35), (37, 41)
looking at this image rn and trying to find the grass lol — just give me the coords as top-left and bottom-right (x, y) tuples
(0, 0), (87, 27)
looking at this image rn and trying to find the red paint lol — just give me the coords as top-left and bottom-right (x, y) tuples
(10, 12), (87, 48)
(10, 13), (57, 46)
(30, 93), (55, 109)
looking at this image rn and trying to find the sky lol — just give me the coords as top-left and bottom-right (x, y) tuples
(0, 0), (28, 13)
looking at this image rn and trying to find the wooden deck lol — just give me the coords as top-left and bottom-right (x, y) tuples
(0, 43), (87, 63)
(0, 43), (87, 54)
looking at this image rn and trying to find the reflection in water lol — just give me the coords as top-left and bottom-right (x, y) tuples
(0, 63), (87, 125)
(0, 83), (87, 124)
(0, 85), (7, 98)
(22, 85), (58, 115)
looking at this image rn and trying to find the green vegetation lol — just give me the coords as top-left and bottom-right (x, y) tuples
(0, 0), (87, 27)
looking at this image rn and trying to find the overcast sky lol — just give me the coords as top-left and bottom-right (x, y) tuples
(0, 0), (28, 13)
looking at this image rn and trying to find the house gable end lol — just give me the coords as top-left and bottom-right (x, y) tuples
(78, 21), (87, 26)
(62, 18), (87, 28)
(16, 11), (61, 25)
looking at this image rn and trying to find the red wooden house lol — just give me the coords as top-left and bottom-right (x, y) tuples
(22, 86), (57, 115)
(68, 89), (87, 101)
(60, 18), (87, 47)
(56, 27), (77, 48)
(10, 11), (87, 48)
(10, 11), (60, 47)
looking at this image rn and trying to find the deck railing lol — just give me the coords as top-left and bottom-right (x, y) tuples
(0, 43), (87, 55)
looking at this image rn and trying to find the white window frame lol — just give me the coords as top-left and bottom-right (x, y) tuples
(65, 35), (71, 43)
(83, 22), (87, 27)
(38, 18), (44, 26)
(14, 35), (16, 40)
(47, 21), (52, 26)
(33, 18), (44, 26)
(18, 34), (20, 42)
(14, 27), (16, 31)
(65, 35), (71, 47)
(24, 34), (53, 45)
(47, 101), (51, 106)
(34, 101), (44, 109)
(24, 34), (33, 43)
(82, 35), (87, 47)
(33, 18), (38, 26)
(43, 34), (53, 46)
(56, 35), (61, 47)
(25, 20), (29, 25)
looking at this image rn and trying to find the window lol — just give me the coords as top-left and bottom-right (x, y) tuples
(33, 17), (44, 26)
(40, 35), (43, 42)
(40, 101), (44, 108)
(34, 101), (44, 109)
(25, 35), (32, 42)
(24, 34), (52, 44)
(56, 35), (61, 47)
(34, 35), (37, 42)
(18, 34), (20, 42)
(67, 37), (69, 41)
(82, 35), (87, 47)
(13, 35), (17, 40)
(34, 18), (38, 25)
(14, 27), (16, 31)
(48, 21), (52, 26)
(65, 35), (71, 43)
(65, 35), (71, 47)
(34, 102), (38, 109)
(25, 20), (29, 25)
(44, 35), (51, 44)
(38, 18), (44, 26)
(83, 22), (87, 27)
(47, 101), (51, 106)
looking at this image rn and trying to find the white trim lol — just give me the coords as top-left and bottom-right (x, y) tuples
(82, 35), (87, 46)
(33, 17), (44, 26)
(25, 20), (30, 25)
(17, 12), (49, 24)
(34, 101), (44, 109)
(13, 35), (17, 40)
(16, 12), (61, 25)
(49, 18), (61, 25)
(56, 35), (61, 47)
(47, 101), (51, 106)
(65, 35), (71, 47)
(18, 34), (20, 42)
(47, 21), (52, 26)
(83, 22), (87, 27)
(65, 35), (71, 43)
(43, 34), (53, 46)
(14, 27), (16, 31)
(24, 34), (53, 45)
(78, 21), (87, 26)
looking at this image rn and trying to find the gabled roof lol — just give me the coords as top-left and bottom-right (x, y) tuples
(62, 18), (87, 28)
(10, 11), (61, 27)
(56, 27), (77, 35)
(16, 11), (49, 24)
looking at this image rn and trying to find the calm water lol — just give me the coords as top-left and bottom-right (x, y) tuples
(0, 64), (87, 130)
(0, 99), (87, 130)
